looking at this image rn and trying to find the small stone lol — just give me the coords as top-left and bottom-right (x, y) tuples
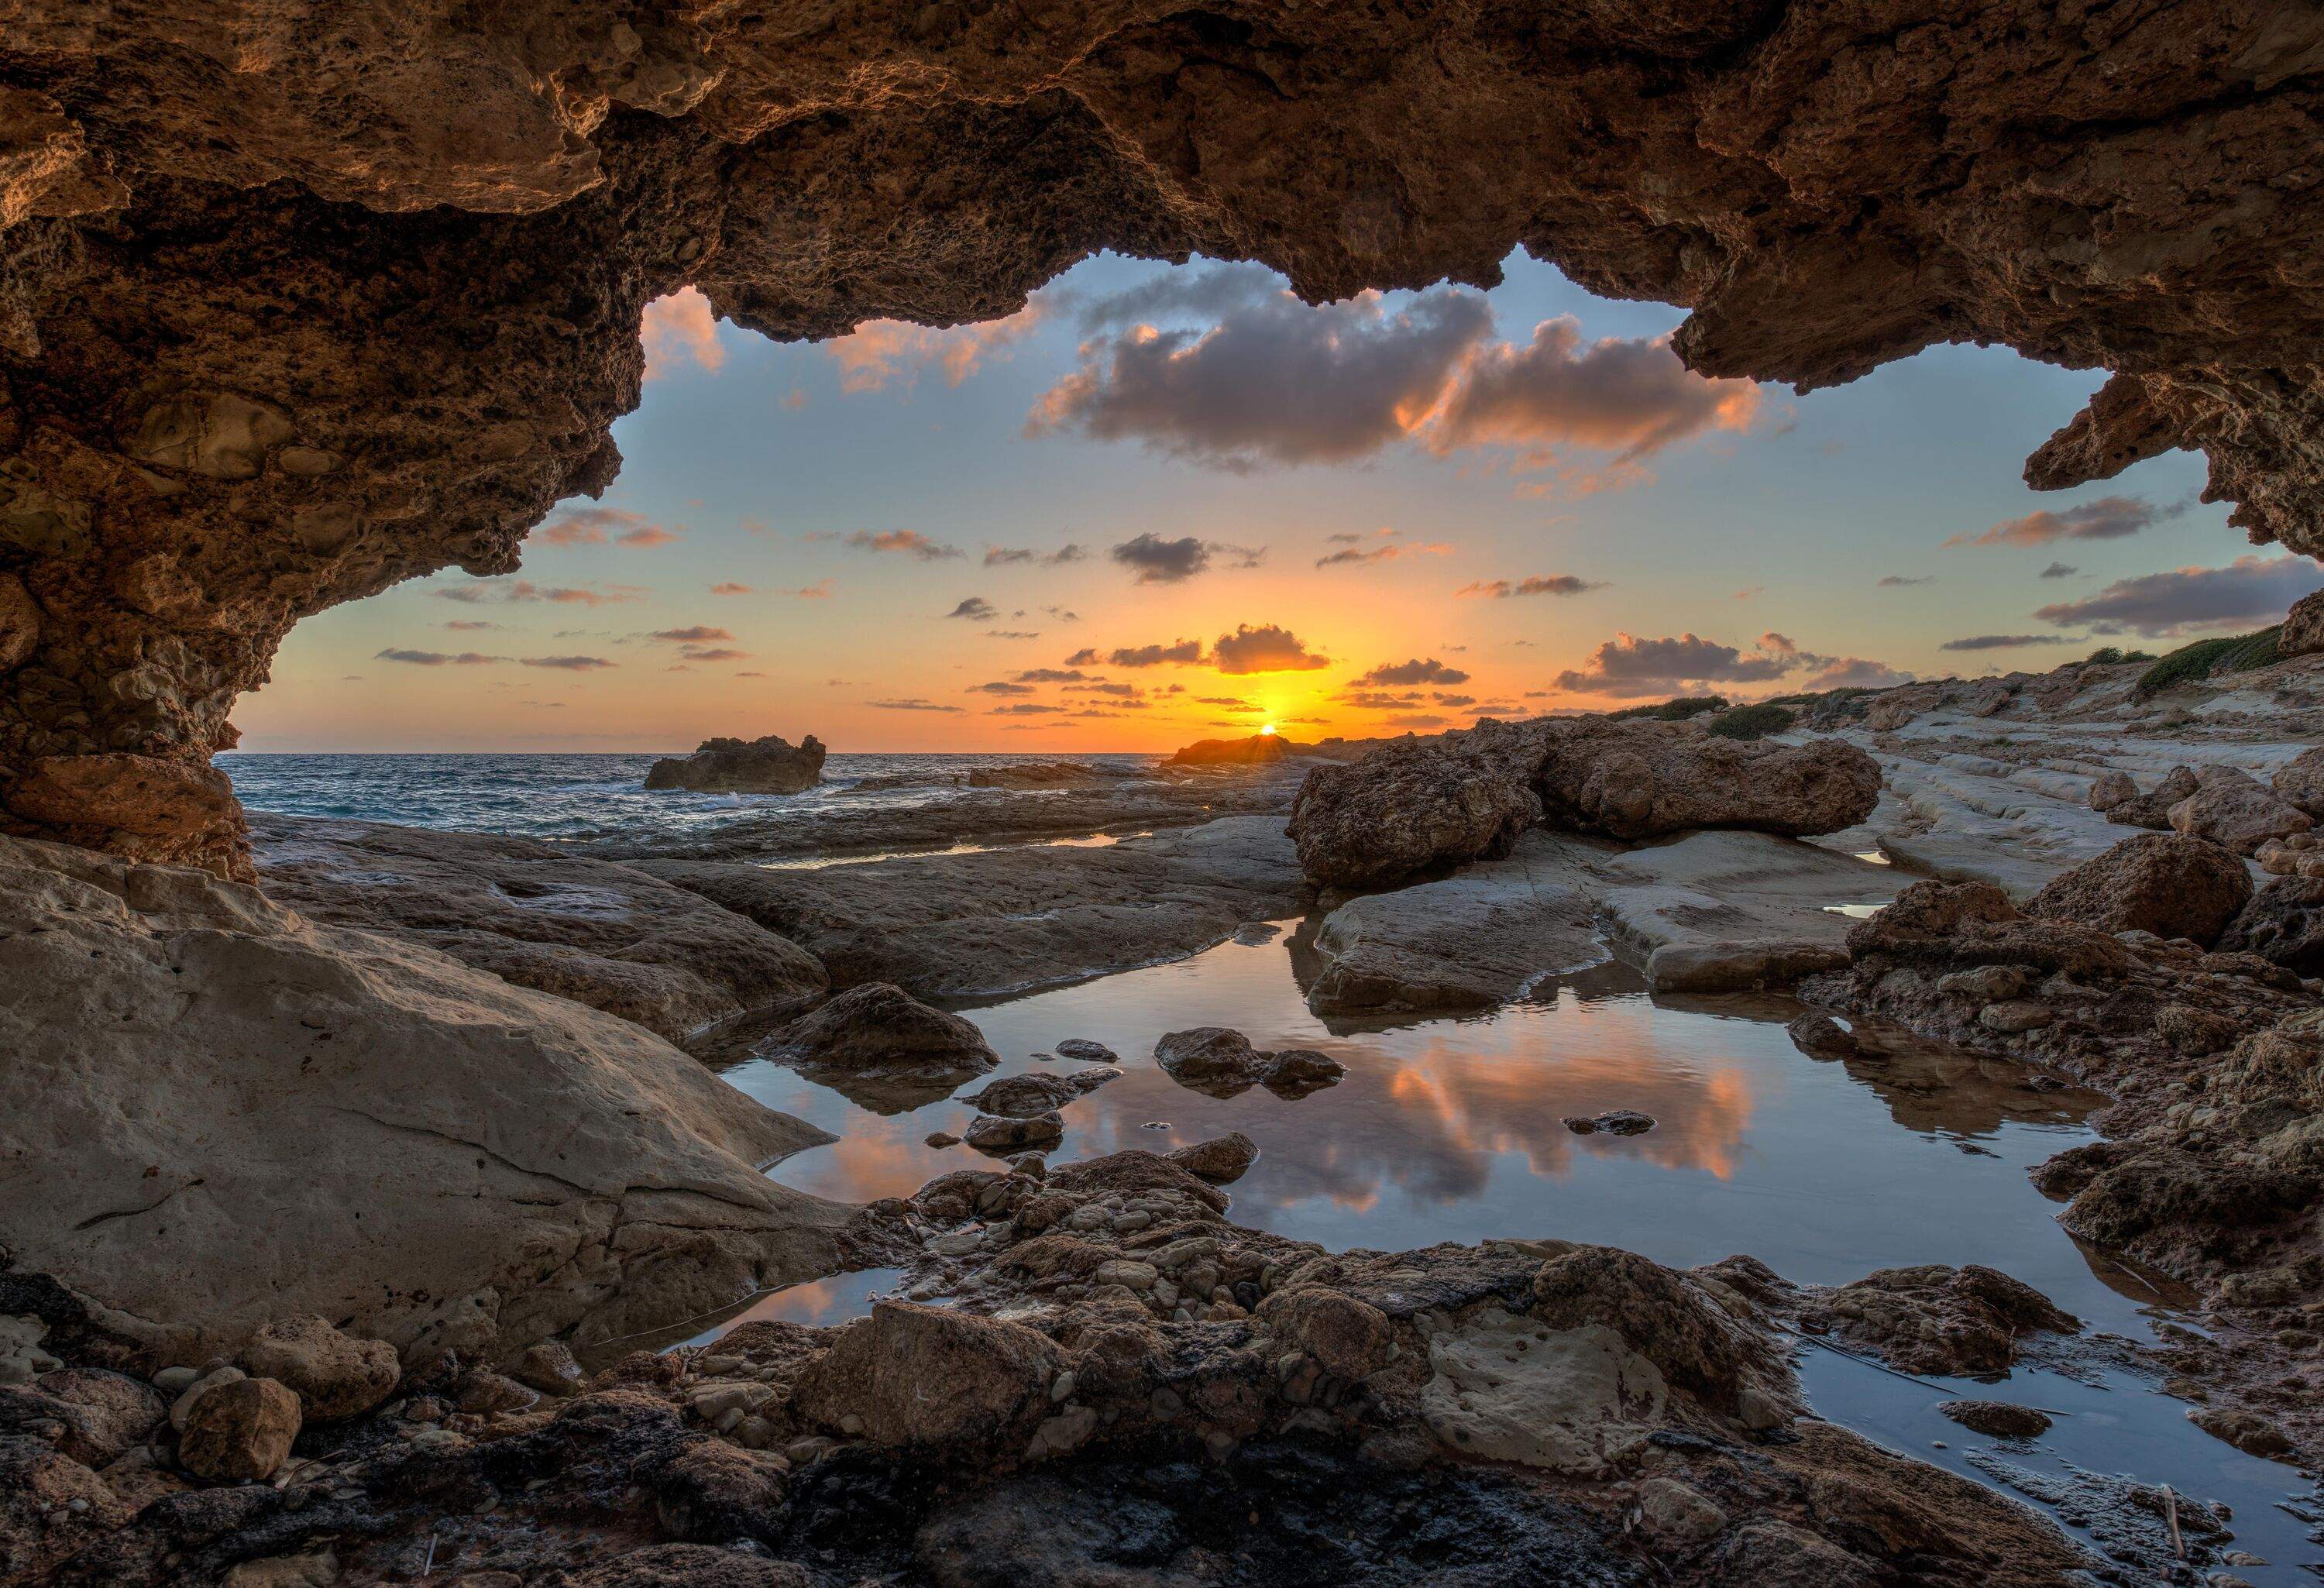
(1978, 999), (2054, 1033)
(925, 1131), (961, 1148)
(1735, 1385), (1788, 1432)
(1937, 965), (2028, 1002)
(1050, 1371), (1078, 1403)
(508, 1342), (586, 1397)
(178, 1377), (301, 1480)
(152, 1366), (201, 1395)
(1095, 1260), (1159, 1291)
(241, 1315), (400, 1421)
(169, 1365), (246, 1432)
(1937, 1399), (2051, 1439)
(1637, 1476), (1728, 1551)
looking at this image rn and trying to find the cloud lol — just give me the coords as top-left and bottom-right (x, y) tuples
(1315, 528), (1452, 569)
(432, 579), (646, 607)
(520, 655), (617, 670)
(972, 681), (1038, 696)
(1212, 624), (1330, 675)
(1939, 634), (2074, 652)
(1795, 657), (1914, 690)
(375, 648), (502, 666)
(1198, 695), (1255, 708)
(442, 620), (500, 631)
(2039, 562), (2078, 579)
(1015, 668), (1089, 682)
(1105, 534), (1261, 583)
(868, 698), (964, 712)
(990, 703), (1067, 716)
(1387, 713), (1449, 729)
(824, 303), (1043, 392)
(1072, 262), (1285, 332)
(2032, 553), (2324, 637)
(984, 544), (1087, 567)
(641, 287), (725, 382)
(1877, 574), (1933, 587)
(1337, 690), (1423, 710)
(1552, 632), (1800, 696)
(944, 596), (1000, 621)
(1096, 638), (1207, 668)
(1425, 317), (1758, 466)
(679, 646), (749, 662)
(1946, 493), (2188, 548)
(1029, 287), (1494, 469)
(788, 579), (835, 598)
(1355, 657), (1470, 686)
(1457, 575), (1601, 599)
(834, 528), (963, 561)
(1065, 681), (1141, 697)
(984, 629), (1040, 639)
(710, 583), (754, 595)
(650, 625), (734, 642)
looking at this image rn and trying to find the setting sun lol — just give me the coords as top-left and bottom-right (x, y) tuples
(1260, 723), (1278, 736)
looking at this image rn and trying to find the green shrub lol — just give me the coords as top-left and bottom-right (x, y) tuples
(2133, 625), (2282, 697)
(2085, 646), (2124, 665)
(1705, 703), (1798, 740)
(1607, 695), (1727, 722)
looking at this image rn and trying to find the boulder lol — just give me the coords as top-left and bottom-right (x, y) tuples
(239, 1315), (401, 1420)
(960, 1068), (1120, 1119)
(962, 1112), (1063, 1155)
(1167, 733), (1296, 766)
(1165, 1133), (1259, 1184)
(2086, 769), (2135, 811)
(2167, 765), (2314, 854)
(1802, 1264), (2077, 1377)
(2218, 878), (2324, 974)
(1287, 720), (1548, 889)
(0, 1369), (163, 1466)
(765, 983), (999, 1112)
(0, 835), (847, 1362)
(2273, 745), (2324, 819)
(177, 1375), (301, 1480)
(1533, 722), (1880, 843)
(1254, 1287), (1396, 1380)
(790, 1301), (1061, 1451)
(2281, 587), (2324, 658)
(2023, 833), (2252, 946)
(251, 815), (828, 1045)
(1937, 1399), (2051, 1438)
(645, 734), (826, 794)
(2105, 765), (2198, 830)
(1153, 1028), (1346, 1099)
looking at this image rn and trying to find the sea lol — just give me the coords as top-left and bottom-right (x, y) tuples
(217, 751), (1164, 848)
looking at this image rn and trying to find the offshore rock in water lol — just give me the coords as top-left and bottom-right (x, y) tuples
(645, 734), (827, 795)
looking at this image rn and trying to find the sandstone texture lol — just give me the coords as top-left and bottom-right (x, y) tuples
(2219, 877), (2324, 974)
(7, 2), (2324, 877)
(2283, 589), (2324, 658)
(252, 814), (828, 1044)
(0, 834), (847, 1362)
(2023, 832), (2252, 947)
(645, 734), (826, 796)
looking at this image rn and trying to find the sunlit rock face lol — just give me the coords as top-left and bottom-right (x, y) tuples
(4, 2), (2322, 871)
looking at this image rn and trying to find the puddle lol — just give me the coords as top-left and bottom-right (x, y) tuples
(751, 830), (1139, 871)
(711, 921), (2318, 1565)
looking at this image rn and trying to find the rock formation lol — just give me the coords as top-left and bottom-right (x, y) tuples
(760, 981), (999, 1112)
(2023, 831), (2252, 947)
(1167, 733), (1297, 766)
(1287, 717), (1880, 889)
(6, 4), (2324, 872)
(645, 734), (826, 795)
(1153, 1028), (1346, 1099)
(0, 834), (848, 1363)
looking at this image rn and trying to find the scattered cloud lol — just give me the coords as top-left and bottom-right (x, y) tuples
(984, 543), (1088, 567)
(2039, 562), (2078, 579)
(1946, 493), (2188, 548)
(1877, 575), (1933, 587)
(641, 287), (725, 382)
(788, 579), (835, 599)
(1457, 575), (1601, 599)
(1107, 533), (1264, 583)
(1938, 634), (2072, 652)
(710, 582), (754, 596)
(1091, 638), (1207, 668)
(1387, 713), (1449, 729)
(431, 579), (647, 607)
(1315, 528), (1452, 569)
(944, 596), (1000, 621)
(1014, 668), (1090, 683)
(534, 505), (683, 548)
(649, 625), (734, 642)
(2032, 553), (2324, 637)
(1552, 631), (1800, 697)
(442, 620), (500, 631)
(990, 703), (1067, 716)
(868, 698), (964, 712)
(1355, 657), (1470, 686)
(375, 648), (502, 666)
(822, 528), (964, 561)
(825, 304), (1044, 393)
(982, 629), (1041, 640)
(971, 681), (1038, 696)
(520, 655), (617, 671)
(1795, 656), (1914, 690)
(679, 646), (749, 662)
(1213, 623), (1331, 675)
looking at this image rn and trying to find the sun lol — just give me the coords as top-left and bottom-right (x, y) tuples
(1260, 723), (1278, 736)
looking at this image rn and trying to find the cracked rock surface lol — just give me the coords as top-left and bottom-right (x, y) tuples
(5, 3), (2324, 868)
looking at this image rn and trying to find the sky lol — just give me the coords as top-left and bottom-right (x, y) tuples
(236, 249), (2324, 752)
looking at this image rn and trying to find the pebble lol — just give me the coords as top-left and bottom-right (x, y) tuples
(1978, 999), (2054, 1033)
(153, 1366), (201, 1395)
(1050, 1371), (1078, 1403)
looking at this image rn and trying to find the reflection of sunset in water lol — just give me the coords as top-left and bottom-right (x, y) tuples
(718, 919), (2158, 1332)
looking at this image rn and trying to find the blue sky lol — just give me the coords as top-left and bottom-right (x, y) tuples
(239, 248), (2308, 751)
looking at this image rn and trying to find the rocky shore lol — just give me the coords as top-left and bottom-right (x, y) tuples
(9, 648), (2324, 1585)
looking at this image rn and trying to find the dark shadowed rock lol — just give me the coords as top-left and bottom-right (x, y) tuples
(1939, 1399), (2051, 1439)
(1533, 723), (1882, 844)
(961, 1068), (1120, 1119)
(2272, 744), (2324, 819)
(645, 734), (827, 794)
(1287, 720), (1549, 889)
(1803, 1265), (2078, 1377)
(1169, 733), (1297, 766)
(2024, 832), (2252, 946)
(1166, 1132), (1259, 1184)
(1153, 1028), (1346, 1099)
(764, 983), (999, 1112)
(555, 1545), (813, 1588)
(2219, 877), (2324, 974)
(2281, 589), (2324, 659)
(2106, 765), (2199, 830)
(962, 1111), (1064, 1155)
(791, 1301), (1060, 1450)
(239, 1315), (400, 1421)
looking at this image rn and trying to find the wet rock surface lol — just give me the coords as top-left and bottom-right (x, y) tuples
(645, 734), (827, 796)
(759, 983), (1000, 1114)
(1153, 1028), (1346, 1100)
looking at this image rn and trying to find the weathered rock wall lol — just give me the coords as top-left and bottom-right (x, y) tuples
(5, 2), (2324, 870)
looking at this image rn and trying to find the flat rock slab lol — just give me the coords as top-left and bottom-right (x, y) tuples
(636, 816), (1305, 1001)
(251, 814), (827, 1044)
(1307, 833), (1606, 1012)
(0, 834), (847, 1363)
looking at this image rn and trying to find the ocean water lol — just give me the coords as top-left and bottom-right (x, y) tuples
(217, 750), (1164, 847)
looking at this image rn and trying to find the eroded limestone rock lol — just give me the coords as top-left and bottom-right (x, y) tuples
(2023, 832), (2252, 947)
(645, 734), (827, 796)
